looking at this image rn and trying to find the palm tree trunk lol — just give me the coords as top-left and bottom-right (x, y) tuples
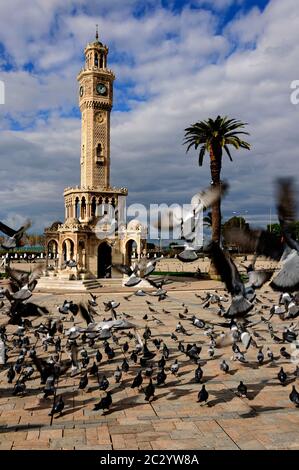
(209, 146), (222, 277)
(210, 147), (222, 245)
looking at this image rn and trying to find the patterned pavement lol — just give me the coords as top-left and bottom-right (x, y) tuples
(0, 281), (299, 450)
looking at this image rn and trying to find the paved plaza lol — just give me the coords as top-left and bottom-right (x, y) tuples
(0, 280), (299, 450)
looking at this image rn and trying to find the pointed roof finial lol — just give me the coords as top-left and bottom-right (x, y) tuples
(96, 24), (99, 40)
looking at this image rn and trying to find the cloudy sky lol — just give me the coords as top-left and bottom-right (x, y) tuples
(0, 0), (298, 235)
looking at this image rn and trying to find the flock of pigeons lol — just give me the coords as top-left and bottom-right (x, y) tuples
(0, 178), (299, 423)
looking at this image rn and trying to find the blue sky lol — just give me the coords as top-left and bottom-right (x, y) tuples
(0, 0), (298, 234)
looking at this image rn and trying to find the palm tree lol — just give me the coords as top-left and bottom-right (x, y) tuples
(184, 116), (250, 244)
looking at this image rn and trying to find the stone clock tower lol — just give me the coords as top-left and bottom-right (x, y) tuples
(44, 30), (146, 283)
(78, 29), (113, 189)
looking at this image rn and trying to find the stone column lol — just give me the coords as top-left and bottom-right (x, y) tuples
(45, 241), (49, 272)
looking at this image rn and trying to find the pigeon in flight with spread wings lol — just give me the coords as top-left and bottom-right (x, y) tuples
(203, 241), (254, 318)
(270, 178), (299, 292)
(153, 182), (228, 262)
(112, 257), (162, 287)
(0, 219), (31, 250)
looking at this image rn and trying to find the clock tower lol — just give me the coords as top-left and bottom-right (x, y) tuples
(78, 28), (114, 188)
(44, 29), (146, 282)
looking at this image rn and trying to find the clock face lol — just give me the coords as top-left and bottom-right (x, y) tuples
(96, 83), (107, 96)
(79, 86), (84, 97)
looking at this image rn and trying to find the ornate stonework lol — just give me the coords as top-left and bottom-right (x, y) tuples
(45, 31), (145, 279)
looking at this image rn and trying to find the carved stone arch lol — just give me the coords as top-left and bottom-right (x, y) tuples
(62, 238), (75, 262)
(47, 239), (59, 259)
(125, 239), (138, 266)
(97, 241), (112, 278)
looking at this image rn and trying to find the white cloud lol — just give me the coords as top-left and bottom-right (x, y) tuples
(0, 0), (299, 233)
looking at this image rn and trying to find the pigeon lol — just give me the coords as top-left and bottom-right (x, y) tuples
(43, 375), (55, 399)
(158, 355), (166, 369)
(98, 375), (109, 391)
(114, 366), (122, 384)
(103, 300), (120, 312)
(141, 343), (156, 362)
(49, 396), (64, 417)
(178, 244), (201, 262)
(7, 365), (15, 383)
(280, 347), (291, 360)
(289, 386), (299, 407)
(88, 293), (98, 307)
(121, 358), (129, 373)
(95, 350), (102, 363)
(0, 219), (31, 249)
(12, 379), (26, 396)
(58, 300), (73, 315)
(278, 367), (287, 385)
(220, 360), (229, 373)
(130, 351), (138, 363)
(131, 370), (143, 389)
(283, 328), (297, 343)
(187, 344), (201, 362)
(257, 348), (264, 365)
(194, 365), (203, 383)
(89, 362), (98, 376)
(241, 331), (252, 350)
(203, 242), (254, 318)
(197, 385), (209, 404)
(267, 348), (274, 361)
(236, 381), (247, 398)
(176, 321), (190, 335)
(156, 367), (167, 386)
(23, 365), (34, 380)
(93, 391), (112, 412)
(79, 372), (88, 390)
(192, 317), (206, 329)
(170, 359), (179, 375)
(144, 379), (155, 402)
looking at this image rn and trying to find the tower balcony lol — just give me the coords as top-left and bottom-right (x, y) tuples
(64, 186), (128, 197)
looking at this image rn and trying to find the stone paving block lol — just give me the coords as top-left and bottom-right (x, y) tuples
(26, 430), (40, 440)
(238, 440), (267, 450)
(138, 441), (152, 450)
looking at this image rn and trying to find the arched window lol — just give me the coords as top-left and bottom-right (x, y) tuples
(100, 54), (103, 69)
(81, 197), (86, 219)
(75, 197), (80, 219)
(95, 53), (98, 67)
(91, 197), (97, 217)
(96, 143), (104, 163)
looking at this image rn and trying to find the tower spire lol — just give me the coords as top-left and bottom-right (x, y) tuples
(95, 24), (99, 40)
